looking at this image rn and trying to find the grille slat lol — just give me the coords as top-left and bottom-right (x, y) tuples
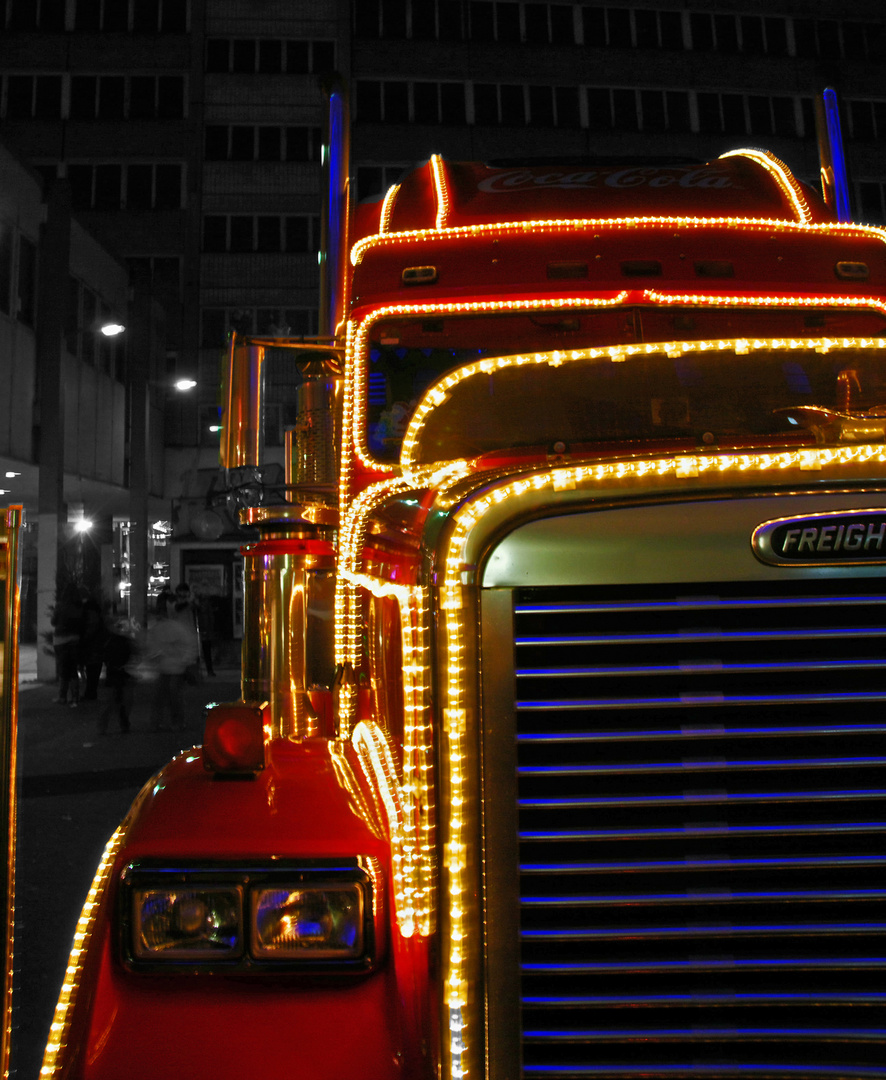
(513, 579), (886, 1078)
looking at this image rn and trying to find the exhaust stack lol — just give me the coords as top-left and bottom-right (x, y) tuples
(215, 72), (351, 739)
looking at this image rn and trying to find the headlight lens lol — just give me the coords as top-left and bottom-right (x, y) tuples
(252, 885), (363, 958)
(132, 887), (243, 959)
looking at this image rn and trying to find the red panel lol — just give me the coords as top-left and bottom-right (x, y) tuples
(52, 740), (435, 1079)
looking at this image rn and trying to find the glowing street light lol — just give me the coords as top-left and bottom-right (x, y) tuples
(100, 322), (126, 337)
(174, 378), (197, 392)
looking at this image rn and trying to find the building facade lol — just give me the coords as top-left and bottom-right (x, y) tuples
(1, 0), (884, 648)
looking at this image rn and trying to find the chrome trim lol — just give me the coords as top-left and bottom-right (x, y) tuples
(480, 589), (521, 1080)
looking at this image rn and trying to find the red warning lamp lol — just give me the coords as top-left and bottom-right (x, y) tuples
(203, 701), (270, 775)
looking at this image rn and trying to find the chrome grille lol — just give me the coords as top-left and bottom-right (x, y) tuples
(513, 578), (886, 1080)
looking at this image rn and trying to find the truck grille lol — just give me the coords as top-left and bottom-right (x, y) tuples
(513, 578), (886, 1080)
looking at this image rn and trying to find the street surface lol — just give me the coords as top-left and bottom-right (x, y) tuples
(11, 646), (242, 1079)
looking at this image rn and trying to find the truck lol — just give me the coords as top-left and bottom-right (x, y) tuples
(40, 88), (886, 1079)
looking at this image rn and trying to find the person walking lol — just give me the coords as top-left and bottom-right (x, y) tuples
(51, 585), (85, 708)
(192, 587), (217, 677)
(80, 593), (107, 701)
(98, 618), (136, 734)
(146, 603), (199, 731)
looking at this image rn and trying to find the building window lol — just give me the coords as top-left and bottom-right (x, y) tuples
(356, 80), (469, 125)
(2, 75), (64, 119)
(200, 306), (318, 349)
(66, 0), (187, 31)
(354, 0), (583, 44)
(6, 0), (65, 30)
(857, 181), (886, 225)
(14, 74), (188, 121)
(68, 163), (184, 211)
(847, 99), (886, 142)
(356, 163), (409, 202)
(201, 215), (321, 254)
(204, 37), (335, 74)
(203, 124), (322, 162)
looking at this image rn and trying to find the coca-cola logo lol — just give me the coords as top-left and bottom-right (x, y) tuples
(477, 167), (737, 193)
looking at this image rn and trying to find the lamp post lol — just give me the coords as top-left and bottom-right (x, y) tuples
(127, 270), (194, 630)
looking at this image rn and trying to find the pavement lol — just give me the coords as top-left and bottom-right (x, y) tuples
(15, 643), (241, 791)
(11, 643), (244, 1079)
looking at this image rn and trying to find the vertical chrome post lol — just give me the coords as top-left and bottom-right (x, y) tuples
(0, 506), (22, 1079)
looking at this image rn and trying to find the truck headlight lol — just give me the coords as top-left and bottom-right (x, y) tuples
(121, 860), (376, 972)
(252, 885), (363, 958)
(132, 887), (243, 960)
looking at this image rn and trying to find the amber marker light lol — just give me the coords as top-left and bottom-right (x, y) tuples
(203, 701), (270, 775)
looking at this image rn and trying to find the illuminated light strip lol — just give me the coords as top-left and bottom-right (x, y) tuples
(350, 213), (886, 266)
(431, 154), (450, 229)
(335, 478), (410, 731)
(349, 294), (886, 478)
(437, 441), (886, 1080)
(379, 183), (401, 235)
(644, 290), (886, 319)
(40, 826), (126, 1078)
(342, 570), (436, 935)
(337, 477), (414, 676)
(720, 148), (812, 224)
(339, 318), (369, 500)
(352, 720), (422, 937)
(335, 463), (470, 736)
(329, 741), (380, 831)
(399, 333), (886, 474)
(349, 294), (629, 473)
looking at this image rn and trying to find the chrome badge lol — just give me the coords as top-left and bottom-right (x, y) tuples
(753, 509), (886, 566)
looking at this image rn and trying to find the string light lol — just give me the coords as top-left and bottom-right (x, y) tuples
(380, 183), (401, 234)
(40, 827), (126, 1077)
(399, 334), (886, 472)
(341, 571), (436, 936)
(431, 154), (450, 229)
(351, 211), (886, 267)
(719, 148), (812, 224)
(346, 295), (630, 475)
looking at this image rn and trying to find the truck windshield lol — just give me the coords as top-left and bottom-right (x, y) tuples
(364, 308), (886, 464)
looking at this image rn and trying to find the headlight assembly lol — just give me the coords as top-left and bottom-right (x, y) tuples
(121, 860), (376, 972)
(132, 886), (243, 960)
(252, 885), (363, 959)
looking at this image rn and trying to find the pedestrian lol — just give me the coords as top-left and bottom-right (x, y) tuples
(155, 583), (174, 618)
(146, 602), (199, 731)
(80, 593), (107, 701)
(51, 585), (84, 708)
(192, 587), (217, 676)
(98, 618), (136, 734)
(174, 580), (194, 618)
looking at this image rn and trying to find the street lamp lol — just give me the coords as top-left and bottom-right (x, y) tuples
(100, 322), (125, 337)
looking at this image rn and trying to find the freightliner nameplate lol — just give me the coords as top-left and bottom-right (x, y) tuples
(753, 509), (886, 566)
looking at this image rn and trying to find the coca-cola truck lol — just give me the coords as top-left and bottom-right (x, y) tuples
(41, 96), (886, 1079)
